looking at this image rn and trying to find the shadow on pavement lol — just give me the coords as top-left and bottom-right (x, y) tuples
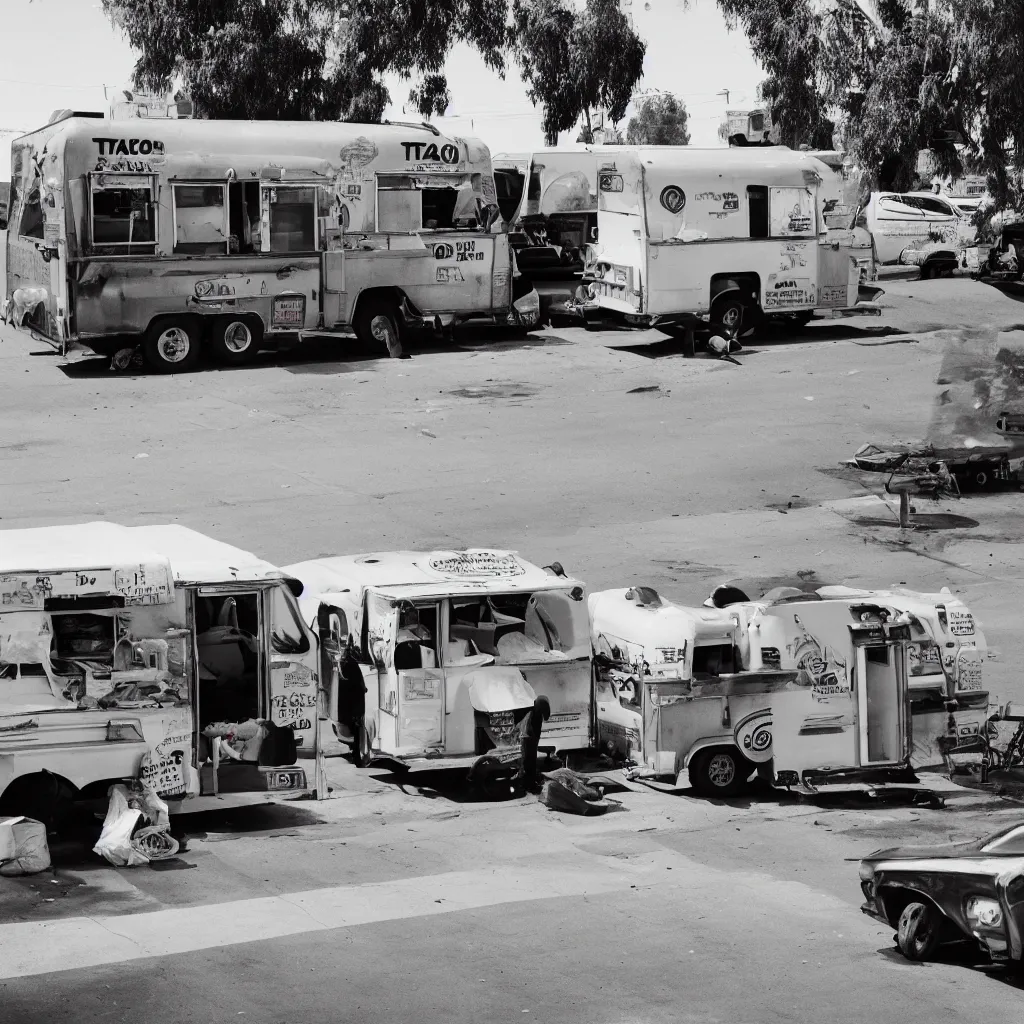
(55, 326), (567, 379)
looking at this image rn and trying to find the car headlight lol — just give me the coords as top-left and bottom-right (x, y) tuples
(858, 862), (875, 881)
(965, 896), (1003, 929)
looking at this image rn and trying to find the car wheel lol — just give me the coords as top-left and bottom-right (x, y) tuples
(143, 318), (201, 374)
(688, 748), (751, 797)
(897, 901), (943, 961)
(210, 315), (263, 365)
(355, 298), (404, 358)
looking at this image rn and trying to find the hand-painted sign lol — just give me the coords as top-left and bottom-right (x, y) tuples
(93, 138), (165, 157)
(401, 141), (460, 164)
(425, 552), (526, 578)
(660, 186), (686, 214)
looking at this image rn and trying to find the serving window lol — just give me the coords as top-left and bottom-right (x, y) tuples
(376, 174), (487, 232)
(263, 185), (318, 253)
(89, 172), (158, 252)
(173, 183), (228, 255)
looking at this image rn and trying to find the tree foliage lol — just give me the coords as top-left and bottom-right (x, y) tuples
(719, 0), (1024, 207)
(514, 0), (646, 145)
(104, 0), (646, 144)
(626, 93), (690, 145)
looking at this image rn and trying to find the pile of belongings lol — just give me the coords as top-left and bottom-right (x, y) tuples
(847, 444), (959, 497)
(538, 768), (621, 816)
(93, 783), (178, 867)
(0, 816), (51, 876)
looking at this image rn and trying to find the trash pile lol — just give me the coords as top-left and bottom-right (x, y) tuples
(93, 783), (179, 867)
(538, 768), (621, 816)
(0, 816), (51, 876)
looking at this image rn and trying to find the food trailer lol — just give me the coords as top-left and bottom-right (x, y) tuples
(593, 583), (919, 796)
(812, 586), (990, 770)
(590, 586), (797, 796)
(0, 522), (319, 824)
(286, 550), (594, 780)
(582, 147), (880, 336)
(3, 114), (538, 371)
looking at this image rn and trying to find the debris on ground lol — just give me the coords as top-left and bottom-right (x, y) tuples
(93, 783), (179, 867)
(0, 816), (51, 876)
(539, 768), (622, 815)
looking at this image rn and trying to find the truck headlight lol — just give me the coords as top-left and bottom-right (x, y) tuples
(858, 862), (875, 881)
(965, 896), (1003, 929)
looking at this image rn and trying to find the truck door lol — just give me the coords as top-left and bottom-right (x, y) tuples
(265, 582), (319, 754)
(767, 604), (858, 783)
(853, 626), (910, 767)
(365, 590), (400, 754)
(260, 183), (320, 331)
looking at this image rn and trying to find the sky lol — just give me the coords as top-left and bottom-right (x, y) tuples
(0, 0), (766, 171)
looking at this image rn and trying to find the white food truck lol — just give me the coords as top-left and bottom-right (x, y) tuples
(493, 147), (599, 272)
(286, 550), (594, 781)
(593, 583), (923, 796)
(583, 147), (880, 336)
(3, 114), (539, 372)
(0, 523), (322, 824)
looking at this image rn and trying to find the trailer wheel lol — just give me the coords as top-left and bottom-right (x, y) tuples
(211, 315), (263, 365)
(143, 318), (201, 373)
(355, 298), (404, 358)
(974, 469), (989, 489)
(896, 901), (943, 961)
(688, 747), (751, 798)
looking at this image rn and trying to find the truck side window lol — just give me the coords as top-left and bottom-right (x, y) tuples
(173, 184), (228, 255)
(90, 175), (157, 252)
(19, 185), (44, 240)
(377, 184), (422, 233)
(268, 186), (317, 252)
(270, 585), (310, 655)
(747, 186), (769, 239)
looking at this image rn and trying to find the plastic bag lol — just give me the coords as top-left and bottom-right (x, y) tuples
(92, 785), (148, 867)
(0, 817), (51, 876)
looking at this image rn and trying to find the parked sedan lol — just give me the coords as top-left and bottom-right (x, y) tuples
(859, 824), (1024, 967)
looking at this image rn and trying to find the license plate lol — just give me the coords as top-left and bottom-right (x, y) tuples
(272, 295), (305, 328)
(265, 769), (306, 791)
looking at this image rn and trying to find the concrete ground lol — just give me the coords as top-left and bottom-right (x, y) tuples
(2, 257), (1024, 1021)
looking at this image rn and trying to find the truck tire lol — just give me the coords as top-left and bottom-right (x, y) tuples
(688, 748), (751, 798)
(210, 315), (263, 365)
(896, 901), (942, 961)
(143, 318), (201, 374)
(355, 298), (404, 358)
(711, 294), (746, 333)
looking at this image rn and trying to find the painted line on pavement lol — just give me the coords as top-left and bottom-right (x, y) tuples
(0, 854), (675, 981)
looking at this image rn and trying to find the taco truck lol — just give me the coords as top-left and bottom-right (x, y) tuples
(582, 147), (880, 336)
(2, 114), (539, 372)
(286, 550), (594, 783)
(0, 522), (323, 825)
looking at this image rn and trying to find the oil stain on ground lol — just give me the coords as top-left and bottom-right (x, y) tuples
(448, 382), (540, 400)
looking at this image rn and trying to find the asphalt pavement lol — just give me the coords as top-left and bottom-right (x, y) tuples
(2, 260), (1024, 1021)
